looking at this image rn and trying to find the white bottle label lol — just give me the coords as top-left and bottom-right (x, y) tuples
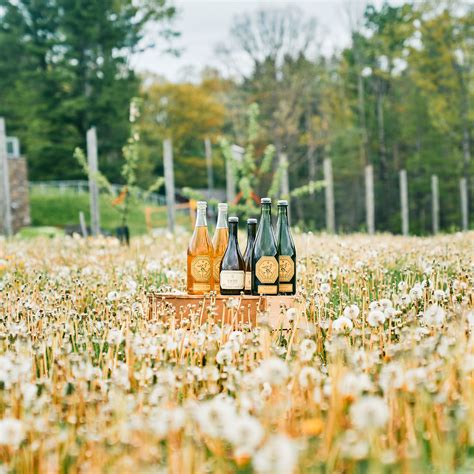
(220, 270), (245, 290)
(245, 272), (252, 291)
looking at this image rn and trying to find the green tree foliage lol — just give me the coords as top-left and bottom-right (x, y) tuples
(137, 74), (227, 188)
(0, 0), (176, 181)
(217, 2), (473, 233)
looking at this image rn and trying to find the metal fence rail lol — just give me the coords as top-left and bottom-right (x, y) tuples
(29, 180), (167, 206)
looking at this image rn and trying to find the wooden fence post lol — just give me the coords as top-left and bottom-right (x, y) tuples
(79, 211), (88, 237)
(460, 177), (468, 231)
(204, 138), (214, 195)
(0, 118), (12, 237)
(365, 164), (375, 234)
(323, 158), (335, 233)
(86, 127), (100, 236)
(399, 169), (409, 236)
(431, 175), (439, 234)
(163, 138), (176, 233)
(279, 152), (290, 199)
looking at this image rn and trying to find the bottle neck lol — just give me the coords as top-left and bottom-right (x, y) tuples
(216, 209), (228, 228)
(195, 208), (207, 227)
(229, 221), (238, 239)
(247, 223), (257, 240)
(260, 204), (272, 223)
(278, 206), (288, 225)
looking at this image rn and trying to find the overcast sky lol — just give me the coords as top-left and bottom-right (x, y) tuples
(131, 0), (392, 82)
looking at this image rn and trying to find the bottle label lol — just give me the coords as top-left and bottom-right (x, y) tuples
(213, 256), (223, 282)
(279, 255), (295, 282)
(279, 283), (294, 293)
(220, 270), (244, 290)
(258, 285), (278, 295)
(255, 256), (278, 284)
(193, 283), (211, 292)
(244, 272), (252, 291)
(190, 256), (212, 282)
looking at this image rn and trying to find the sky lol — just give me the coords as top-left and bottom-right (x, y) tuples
(131, 0), (386, 82)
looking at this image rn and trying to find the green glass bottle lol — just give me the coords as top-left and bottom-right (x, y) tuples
(220, 217), (245, 295)
(243, 218), (257, 294)
(276, 200), (296, 295)
(252, 198), (279, 295)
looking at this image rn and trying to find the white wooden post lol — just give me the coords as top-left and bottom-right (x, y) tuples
(0, 118), (12, 237)
(204, 137), (214, 194)
(400, 169), (409, 236)
(163, 138), (176, 233)
(365, 164), (375, 234)
(279, 152), (290, 199)
(431, 175), (439, 234)
(460, 177), (468, 231)
(86, 127), (100, 236)
(79, 211), (88, 237)
(323, 158), (335, 233)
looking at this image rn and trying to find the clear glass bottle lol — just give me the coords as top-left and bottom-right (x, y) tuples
(276, 200), (296, 295)
(252, 198), (279, 295)
(220, 217), (245, 295)
(212, 203), (229, 292)
(243, 218), (257, 294)
(187, 201), (213, 294)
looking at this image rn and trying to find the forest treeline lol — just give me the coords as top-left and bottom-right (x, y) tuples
(0, 0), (472, 233)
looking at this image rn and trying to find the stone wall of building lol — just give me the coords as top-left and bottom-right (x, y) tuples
(8, 157), (31, 232)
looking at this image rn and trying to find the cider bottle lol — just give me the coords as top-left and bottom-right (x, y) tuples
(212, 203), (229, 291)
(252, 198), (279, 295)
(187, 201), (213, 294)
(276, 200), (296, 295)
(243, 218), (257, 294)
(220, 217), (245, 295)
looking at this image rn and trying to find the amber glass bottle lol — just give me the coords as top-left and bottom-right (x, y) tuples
(252, 198), (279, 295)
(187, 201), (213, 294)
(212, 203), (229, 292)
(243, 218), (257, 294)
(220, 217), (245, 295)
(276, 200), (296, 295)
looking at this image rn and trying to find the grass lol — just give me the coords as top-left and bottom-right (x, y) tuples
(28, 187), (190, 235)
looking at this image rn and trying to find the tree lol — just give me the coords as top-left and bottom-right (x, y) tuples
(138, 75), (227, 188)
(0, 0), (177, 181)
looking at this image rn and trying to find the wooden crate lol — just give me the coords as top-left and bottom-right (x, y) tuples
(147, 293), (305, 329)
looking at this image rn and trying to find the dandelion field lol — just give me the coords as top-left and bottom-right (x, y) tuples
(0, 232), (473, 473)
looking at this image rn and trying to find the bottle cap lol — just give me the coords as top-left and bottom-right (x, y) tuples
(278, 200), (288, 206)
(197, 201), (207, 209)
(261, 197), (271, 204)
(218, 203), (228, 211)
(228, 216), (239, 223)
(247, 218), (257, 224)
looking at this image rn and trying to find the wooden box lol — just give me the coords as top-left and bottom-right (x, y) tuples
(147, 293), (305, 329)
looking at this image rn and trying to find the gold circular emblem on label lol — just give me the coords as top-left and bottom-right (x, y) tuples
(279, 255), (295, 282)
(191, 256), (212, 282)
(213, 256), (222, 281)
(255, 256), (278, 283)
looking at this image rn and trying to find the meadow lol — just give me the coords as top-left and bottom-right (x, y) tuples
(0, 232), (473, 473)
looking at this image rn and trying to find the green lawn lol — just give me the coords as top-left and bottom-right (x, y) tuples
(28, 188), (189, 236)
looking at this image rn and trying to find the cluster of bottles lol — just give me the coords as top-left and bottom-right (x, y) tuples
(187, 198), (296, 296)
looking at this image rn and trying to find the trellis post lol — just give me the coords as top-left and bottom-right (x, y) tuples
(365, 164), (375, 234)
(323, 158), (335, 233)
(0, 118), (12, 237)
(86, 127), (100, 236)
(400, 169), (409, 236)
(163, 138), (176, 233)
